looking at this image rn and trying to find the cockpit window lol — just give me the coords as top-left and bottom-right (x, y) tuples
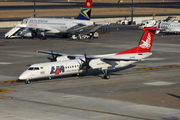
(34, 67), (39, 70)
(28, 67), (34, 70)
(21, 19), (28, 24)
(28, 67), (39, 70)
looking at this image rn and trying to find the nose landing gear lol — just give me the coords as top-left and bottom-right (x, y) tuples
(25, 79), (30, 84)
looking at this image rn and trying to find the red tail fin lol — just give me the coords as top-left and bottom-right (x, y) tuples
(116, 27), (157, 55)
(82, 0), (92, 8)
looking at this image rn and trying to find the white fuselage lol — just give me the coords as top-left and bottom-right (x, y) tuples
(22, 17), (94, 33)
(155, 21), (180, 33)
(19, 52), (152, 80)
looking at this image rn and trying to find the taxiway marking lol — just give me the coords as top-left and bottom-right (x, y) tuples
(0, 80), (23, 84)
(134, 67), (163, 70)
(159, 65), (180, 68)
(0, 62), (13, 65)
(26, 100), (152, 120)
(0, 96), (12, 99)
(0, 89), (14, 93)
(0, 89), (14, 99)
(143, 81), (175, 86)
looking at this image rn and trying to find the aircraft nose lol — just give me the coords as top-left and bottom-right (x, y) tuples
(19, 71), (29, 80)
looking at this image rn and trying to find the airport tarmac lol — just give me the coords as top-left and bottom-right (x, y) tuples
(0, 25), (180, 120)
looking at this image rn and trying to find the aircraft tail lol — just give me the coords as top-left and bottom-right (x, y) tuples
(116, 27), (157, 55)
(75, 0), (92, 20)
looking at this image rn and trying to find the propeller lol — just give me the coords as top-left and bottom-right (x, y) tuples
(47, 50), (58, 62)
(80, 53), (91, 75)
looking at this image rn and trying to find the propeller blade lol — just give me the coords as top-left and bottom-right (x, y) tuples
(84, 53), (87, 62)
(80, 58), (85, 63)
(79, 53), (91, 75)
(47, 50), (57, 62)
(47, 57), (53, 62)
(86, 66), (88, 76)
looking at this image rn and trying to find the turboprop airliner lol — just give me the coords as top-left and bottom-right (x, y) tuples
(19, 27), (157, 84)
(5, 0), (95, 39)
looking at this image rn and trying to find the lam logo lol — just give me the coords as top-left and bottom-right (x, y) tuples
(140, 33), (151, 49)
(50, 65), (64, 75)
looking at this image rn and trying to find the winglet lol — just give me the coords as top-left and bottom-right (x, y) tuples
(75, 0), (92, 20)
(116, 27), (157, 55)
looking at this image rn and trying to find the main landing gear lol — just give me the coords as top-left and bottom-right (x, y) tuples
(40, 35), (47, 40)
(40, 32), (47, 40)
(25, 79), (30, 84)
(102, 69), (110, 79)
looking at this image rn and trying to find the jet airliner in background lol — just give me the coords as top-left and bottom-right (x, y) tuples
(153, 21), (180, 34)
(19, 27), (157, 84)
(5, 0), (99, 39)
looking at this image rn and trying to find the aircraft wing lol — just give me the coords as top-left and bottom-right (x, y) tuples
(81, 56), (142, 61)
(77, 22), (87, 26)
(94, 21), (110, 26)
(37, 50), (144, 62)
(37, 50), (83, 59)
(16, 26), (55, 32)
(37, 50), (143, 61)
(73, 22), (87, 26)
(100, 58), (142, 61)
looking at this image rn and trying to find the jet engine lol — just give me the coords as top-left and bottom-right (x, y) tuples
(155, 30), (160, 34)
(20, 29), (37, 37)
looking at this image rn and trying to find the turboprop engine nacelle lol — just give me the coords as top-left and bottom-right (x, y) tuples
(89, 59), (111, 69)
(56, 56), (71, 62)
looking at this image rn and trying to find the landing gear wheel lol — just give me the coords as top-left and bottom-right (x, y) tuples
(40, 36), (47, 40)
(103, 75), (110, 79)
(72, 73), (79, 76)
(25, 80), (30, 84)
(102, 69), (110, 79)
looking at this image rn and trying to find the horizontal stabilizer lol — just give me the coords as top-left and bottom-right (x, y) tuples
(101, 58), (142, 61)
(94, 21), (110, 26)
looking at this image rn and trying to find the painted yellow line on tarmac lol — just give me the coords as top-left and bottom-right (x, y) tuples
(159, 65), (180, 68)
(0, 89), (15, 94)
(134, 67), (163, 71)
(0, 96), (12, 99)
(0, 89), (14, 99)
(0, 80), (23, 84)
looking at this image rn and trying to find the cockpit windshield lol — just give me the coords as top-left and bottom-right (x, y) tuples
(28, 67), (40, 70)
(21, 19), (28, 24)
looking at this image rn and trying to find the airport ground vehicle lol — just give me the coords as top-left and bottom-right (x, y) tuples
(139, 19), (156, 28)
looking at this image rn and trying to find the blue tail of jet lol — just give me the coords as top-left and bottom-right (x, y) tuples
(75, 0), (92, 20)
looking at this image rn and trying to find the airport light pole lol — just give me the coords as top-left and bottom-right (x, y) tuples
(34, 0), (36, 17)
(131, 0), (133, 25)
